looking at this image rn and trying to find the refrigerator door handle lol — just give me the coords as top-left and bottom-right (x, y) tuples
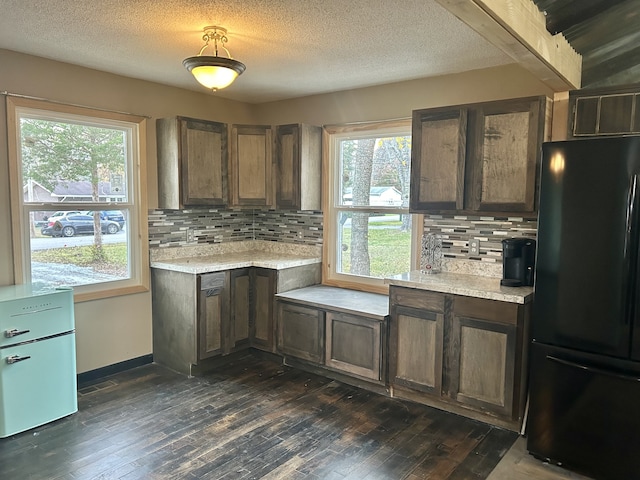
(547, 355), (640, 383)
(6, 355), (32, 365)
(623, 174), (640, 326)
(4, 328), (30, 338)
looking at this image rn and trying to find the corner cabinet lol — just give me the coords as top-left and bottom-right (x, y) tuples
(389, 285), (530, 430)
(251, 268), (277, 351)
(151, 263), (321, 375)
(230, 124), (273, 207)
(275, 124), (322, 211)
(157, 116), (228, 209)
(410, 96), (549, 214)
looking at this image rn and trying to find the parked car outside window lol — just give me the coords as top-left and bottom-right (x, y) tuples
(88, 210), (125, 228)
(41, 214), (120, 237)
(44, 210), (85, 221)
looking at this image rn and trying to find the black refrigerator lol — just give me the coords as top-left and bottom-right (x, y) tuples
(527, 135), (640, 480)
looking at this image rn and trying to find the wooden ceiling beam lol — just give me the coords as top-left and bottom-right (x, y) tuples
(435, 0), (582, 90)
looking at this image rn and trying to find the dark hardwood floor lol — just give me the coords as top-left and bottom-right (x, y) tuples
(0, 353), (517, 479)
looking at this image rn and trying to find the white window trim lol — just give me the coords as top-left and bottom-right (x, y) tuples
(6, 96), (149, 302)
(322, 120), (422, 294)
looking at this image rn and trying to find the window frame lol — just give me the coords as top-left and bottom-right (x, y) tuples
(6, 96), (149, 302)
(322, 120), (421, 294)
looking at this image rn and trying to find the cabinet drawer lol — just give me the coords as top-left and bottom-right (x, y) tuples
(0, 289), (74, 347)
(200, 272), (226, 291)
(453, 296), (518, 325)
(390, 286), (444, 312)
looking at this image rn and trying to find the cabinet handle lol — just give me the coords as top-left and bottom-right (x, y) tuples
(6, 355), (31, 365)
(5, 328), (30, 338)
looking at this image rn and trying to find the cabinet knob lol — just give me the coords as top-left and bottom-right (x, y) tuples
(5, 328), (30, 338)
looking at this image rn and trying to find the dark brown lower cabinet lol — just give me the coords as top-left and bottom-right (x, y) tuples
(277, 302), (325, 363)
(389, 285), (529, 430)
(229, 268), (251, 351)
(251, 268), (276, 351)
(325, 312), (384, 381)
(198, 272), (227, 359)
(449, 296), (518, 417)
(390, 305), (444, 395)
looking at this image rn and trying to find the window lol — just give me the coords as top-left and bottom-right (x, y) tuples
(7, 97), (149, 301)
(323, 121), (421, 293)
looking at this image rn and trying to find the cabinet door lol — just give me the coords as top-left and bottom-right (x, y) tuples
(410, 108), (467, 211)
(468, 97), (543, 212)
(277, 301), (324, 363)
(325, 312), (384, 381)
(251, 268), (276, 352)
(157, 117), (228, 209)
(275, 124), (300, 209)
(448, 297), (517, 417)
(275, 124), (322, 211)
(231, 124), (273, 206)
(390, 304), (444, 395)
(229, 268), (250, 351)
(198, 273), (227, 360)
(181, 117), (228, 206)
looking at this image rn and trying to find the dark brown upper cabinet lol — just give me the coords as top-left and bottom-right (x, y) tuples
(410, 96), (548, 215)
(410, 108), (467, 211)
(157, 116), (228, 209)
(569, 84), (640, 138)
(230, 124), (274, 207)
(275, 124), (322, 211)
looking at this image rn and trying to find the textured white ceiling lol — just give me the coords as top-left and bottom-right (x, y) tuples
(0, 0), (514, 103)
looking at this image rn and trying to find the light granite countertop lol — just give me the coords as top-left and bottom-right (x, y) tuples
(276, 285), (389, 320)
(150, 240), (322, 274)
(386, 270), (533, 304)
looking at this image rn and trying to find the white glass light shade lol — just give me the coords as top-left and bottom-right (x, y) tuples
(183, 56), (246, 91)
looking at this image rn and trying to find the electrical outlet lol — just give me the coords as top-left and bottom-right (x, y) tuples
(298, 231), (303, 239)
(469, 239), (480, 255)
(186, 229), (195, 243)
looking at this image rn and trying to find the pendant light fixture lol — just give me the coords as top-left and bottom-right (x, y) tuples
(183, 26), (246, 91)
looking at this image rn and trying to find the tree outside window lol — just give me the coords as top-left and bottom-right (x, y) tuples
(325, 121), (418, 292)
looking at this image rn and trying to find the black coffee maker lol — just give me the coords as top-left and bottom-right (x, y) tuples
(500, 238), (536, 286)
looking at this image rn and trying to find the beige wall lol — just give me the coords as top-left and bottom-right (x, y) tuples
(0, 48), (557, 374)
(254, 63), (555, 125)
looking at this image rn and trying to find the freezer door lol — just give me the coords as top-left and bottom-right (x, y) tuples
(0, 289), (74, 348)
(527, 342), (640, 480)
(0, 333), (78, 437)
(535, 137), (640, 358)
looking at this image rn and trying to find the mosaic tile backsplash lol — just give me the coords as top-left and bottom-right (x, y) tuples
(148, 208), (323, 248)
(148, 209), (537, 273)
(424, 214), (538, 263)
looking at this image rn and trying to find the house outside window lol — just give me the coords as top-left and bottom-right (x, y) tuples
(7, 97), (149, 301)
(323, 120), (421, 293)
